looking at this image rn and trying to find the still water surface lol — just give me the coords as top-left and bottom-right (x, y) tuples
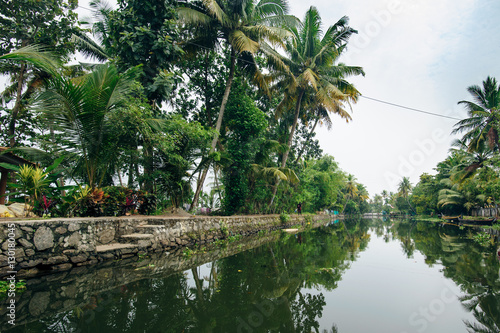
(4, 219), (500, 332)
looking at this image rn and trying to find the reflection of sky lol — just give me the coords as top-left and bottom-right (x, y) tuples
(305, 229), (475, 333)
(185, 262), (214, 291)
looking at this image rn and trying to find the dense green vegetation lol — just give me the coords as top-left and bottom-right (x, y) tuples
(0, 0), (369, 216)
(371, 77), (500, 218)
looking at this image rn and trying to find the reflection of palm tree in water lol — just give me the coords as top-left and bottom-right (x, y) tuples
(266, 245), (330, 333)
(464, 306), (500, 333)
(400, 220), (416, 258)
(185, 264), (220, 333)
(460, 259), (500, 333)
(340, 219), (370, 260)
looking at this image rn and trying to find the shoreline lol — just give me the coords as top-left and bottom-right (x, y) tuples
(0, 214), (332, 278)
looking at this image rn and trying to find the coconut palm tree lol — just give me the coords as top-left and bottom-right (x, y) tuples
(0, 45), (63, 148)
(398, 177), (416, 214)
(34, 63), (140, 188)
(341, 174), (359, 214)
(449, 138), (495, 183)
(268, 7), (364, 205)
(381, 190), (388, 205)
(398, 177), (412, 198)
(452, 76), (500, 152)
(437, 180), (485, 215)
(177, 0), (296, 210)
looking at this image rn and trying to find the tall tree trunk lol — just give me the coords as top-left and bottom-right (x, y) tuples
(294, 116), (320, 164)
(0, 170), (9, 205)
(269, 90), (305, 208)
(9, 61), (27, 147)
(191, 47), (236, 211)
(128, 153), (134, 188)
(204, 51), (212, 128)
(143, 142), (154, 192)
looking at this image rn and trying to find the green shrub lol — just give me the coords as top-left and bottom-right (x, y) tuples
(137, 191), (157, 215)
(66, 186), (157, 217)
(280, 213), (291, 224)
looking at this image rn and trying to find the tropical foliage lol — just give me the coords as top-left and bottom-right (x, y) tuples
(0, 0), (368, 217)
(373, 76), (500, 218)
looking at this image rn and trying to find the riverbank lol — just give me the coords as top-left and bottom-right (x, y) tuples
(0, 214), (330, 278)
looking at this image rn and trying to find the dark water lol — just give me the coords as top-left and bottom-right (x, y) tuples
(2, 219), (500, 333)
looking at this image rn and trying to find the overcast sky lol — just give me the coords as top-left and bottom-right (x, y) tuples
(74, 0), (500, 197)
(287, 0), (500, 196)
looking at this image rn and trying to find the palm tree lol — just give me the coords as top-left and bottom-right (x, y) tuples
(398, 177), (412, 198)
(269, 7), (364, 205)
(437, 180), (484, 215)
(341, 174), (359, 214)
(449, 138), (494, 183)
(177, 0), (296, 211)
(34, 63), (139, 188)
(0, 46), (63, 148)
(381, 190), (388, 205)
(398, 177), (416, 214)
(452, 76), (500, 152)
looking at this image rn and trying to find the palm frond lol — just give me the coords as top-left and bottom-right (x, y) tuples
(0, 45), (60, 76)
(254, 0), (289, 18)
(299, 68), (319, 90)
(176, 6), (214, 26)
(229, 30), (260, 54)
(71, 32), (109, 62)
(202, 0), (230, 25)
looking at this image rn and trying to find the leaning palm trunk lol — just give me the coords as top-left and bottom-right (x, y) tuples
(269, 90), (304, 208)
(9, 62), (26, 147)
(191, 48), (236, 212)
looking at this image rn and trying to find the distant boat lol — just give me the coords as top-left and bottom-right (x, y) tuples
(440, 215), (461, 222)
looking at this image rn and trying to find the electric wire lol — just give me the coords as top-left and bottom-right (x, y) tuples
(74, 6), (464, 122)
(361, 96), (462, 121)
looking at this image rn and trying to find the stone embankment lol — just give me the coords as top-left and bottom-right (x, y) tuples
(0, 214), (328, 278)
(0, 226), (306, 330)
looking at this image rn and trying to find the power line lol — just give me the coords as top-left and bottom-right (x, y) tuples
(181, 44), (464, 122)
(77, 5), (94, 11)
(361, 95), (462, 121)
(67, 16), (464, 123)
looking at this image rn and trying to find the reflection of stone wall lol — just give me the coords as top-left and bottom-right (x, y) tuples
(0, 215), (328, 277)
(0, 219), (329, 331)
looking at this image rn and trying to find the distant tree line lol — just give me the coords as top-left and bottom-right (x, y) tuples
(371, 77), (500, 217)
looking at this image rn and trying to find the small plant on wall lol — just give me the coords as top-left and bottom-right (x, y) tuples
(1, 157), (66, 216)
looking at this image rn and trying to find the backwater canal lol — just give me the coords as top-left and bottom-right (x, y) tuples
(3, 218), (500, 333)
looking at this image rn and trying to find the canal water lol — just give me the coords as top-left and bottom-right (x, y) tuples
(2, 219), (500, 332)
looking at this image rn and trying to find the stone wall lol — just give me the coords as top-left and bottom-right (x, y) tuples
(0, 216), (331, 331)
(0, 214), (326, 278)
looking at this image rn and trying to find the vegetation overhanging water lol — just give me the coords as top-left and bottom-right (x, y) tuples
(2, 218), (499, 333)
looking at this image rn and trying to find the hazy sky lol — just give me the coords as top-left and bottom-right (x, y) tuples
(74, 0), (500, 197)
(287, 0), (500, 196)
